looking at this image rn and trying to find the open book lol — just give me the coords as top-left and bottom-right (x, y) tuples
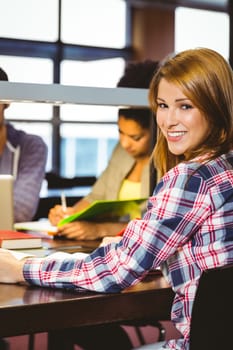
(58, 198), (147, 226)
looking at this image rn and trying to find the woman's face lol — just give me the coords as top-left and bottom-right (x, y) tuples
(118, 116), (151, 160)
(156, 78), (209, 157)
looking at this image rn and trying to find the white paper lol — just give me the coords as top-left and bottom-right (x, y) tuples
(45, 251), (88, 260)
(14, 220), (58, 235)
(5, 249), (36, 260)
(7, 249), (88, 261)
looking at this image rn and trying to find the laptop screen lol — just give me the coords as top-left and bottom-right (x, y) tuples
(0, 175), (14, 230)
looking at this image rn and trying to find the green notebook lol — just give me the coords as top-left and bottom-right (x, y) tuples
(58, 198), (147, 226)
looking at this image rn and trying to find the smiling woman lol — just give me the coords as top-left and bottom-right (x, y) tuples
(156, 79), (209, 157)
(149, 48), (233, 181)
(1, 47), (233, 350)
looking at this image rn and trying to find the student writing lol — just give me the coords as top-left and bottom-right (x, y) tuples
(48, 60), (158, 241)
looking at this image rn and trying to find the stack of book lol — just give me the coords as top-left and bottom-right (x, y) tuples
(0, 230), (42, 250)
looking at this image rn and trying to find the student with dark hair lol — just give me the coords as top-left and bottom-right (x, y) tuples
(117, 60), (159, 88)
(0, 67), (47, 223)
(48, 60), (159, 241)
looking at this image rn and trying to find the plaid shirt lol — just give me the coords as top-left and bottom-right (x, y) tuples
(23, 151), (233, 350)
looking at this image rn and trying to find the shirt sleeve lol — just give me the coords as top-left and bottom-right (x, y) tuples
(23, 164), (212, 291)
(14, 134), (47, 222)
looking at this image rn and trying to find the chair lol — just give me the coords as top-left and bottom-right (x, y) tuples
(189, 264), (233, 350)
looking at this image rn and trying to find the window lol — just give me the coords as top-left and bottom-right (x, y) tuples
(0, 2), (230, 180)
(0, 0), (58, 41)
(61, 58), (125, 88)
(61, 123), (118, 177)
(0, 0), (129, 178)
(0, 55), (53, 120)
(61, 0), (126, 48)
(175, 7), (229, 59)
(60, 58), (124, 176)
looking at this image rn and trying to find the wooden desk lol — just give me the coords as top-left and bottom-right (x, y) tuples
(0, 237), (174, 338)
(42, 235), (101, 255)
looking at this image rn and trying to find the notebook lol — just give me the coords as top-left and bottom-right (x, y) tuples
(58, 198), (147, 226)
(0, 175), (14, 230)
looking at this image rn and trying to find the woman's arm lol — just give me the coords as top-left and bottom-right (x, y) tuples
(56, 221), (127, 240)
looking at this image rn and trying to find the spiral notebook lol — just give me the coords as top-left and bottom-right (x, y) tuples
(0, 175), (14, 230)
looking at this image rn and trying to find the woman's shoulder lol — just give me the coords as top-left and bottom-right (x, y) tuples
(161, 151), (233, 187)
(154, 151), (233, 197)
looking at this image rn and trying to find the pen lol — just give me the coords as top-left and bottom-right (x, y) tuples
(61, 191), (67, 212)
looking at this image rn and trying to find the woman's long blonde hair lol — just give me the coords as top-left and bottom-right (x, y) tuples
(149, 48), (233, 180)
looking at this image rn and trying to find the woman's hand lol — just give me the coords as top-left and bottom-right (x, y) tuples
(56, 221), (101, 240)
(48, 205), (75, 225)
(0, 249), (25, 284)
(56, 221), (127, 241)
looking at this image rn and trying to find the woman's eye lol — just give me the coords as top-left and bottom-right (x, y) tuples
(132, 136), (141, 141)
(181, 104), (193, 110)
(157, 103), (167, 109)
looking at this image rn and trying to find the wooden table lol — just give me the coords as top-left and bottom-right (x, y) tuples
(0, 237), (174, 338)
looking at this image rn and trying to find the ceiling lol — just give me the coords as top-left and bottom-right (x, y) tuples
(126, 0), (229, 12)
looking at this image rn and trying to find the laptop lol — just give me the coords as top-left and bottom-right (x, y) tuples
(0, 175), (14, 230)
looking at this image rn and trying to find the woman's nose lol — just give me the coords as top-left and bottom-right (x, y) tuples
(120, 135), (131, 149)
(164, 107), (177, 128)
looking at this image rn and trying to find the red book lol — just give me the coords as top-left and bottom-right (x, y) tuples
(0, 230), (42, 250)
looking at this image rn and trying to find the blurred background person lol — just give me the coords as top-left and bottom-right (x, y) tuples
(0, 67), (47, 223)
(48, 60), (159, 241)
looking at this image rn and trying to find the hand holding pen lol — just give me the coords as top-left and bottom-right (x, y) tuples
(48, 192), (74, 225)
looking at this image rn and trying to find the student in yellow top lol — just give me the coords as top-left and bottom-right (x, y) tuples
(48, 60), (159, 241)
(49, 106), (155, 239)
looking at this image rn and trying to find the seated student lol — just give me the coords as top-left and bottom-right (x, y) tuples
(0, 67), (48, 223)
(49, 107), (154, 239)
(48, 60), (159, 241)
(1, 48), (233, 350)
